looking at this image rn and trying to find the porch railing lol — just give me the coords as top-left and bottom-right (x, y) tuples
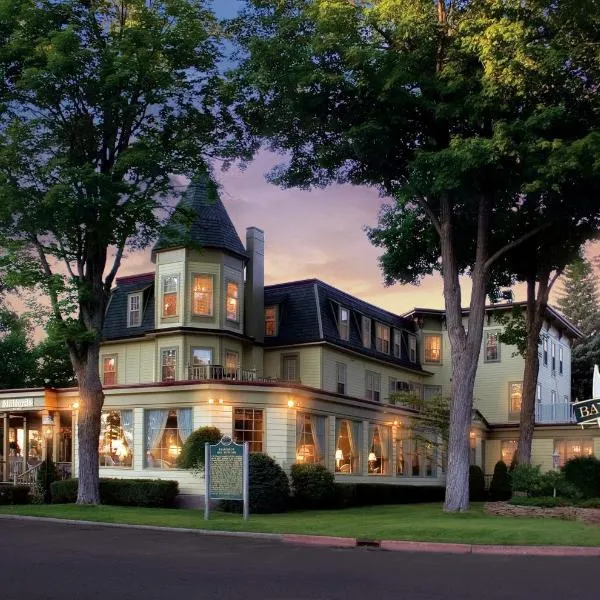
(187, 365), (281, 384)
(535, 403), (576, 424)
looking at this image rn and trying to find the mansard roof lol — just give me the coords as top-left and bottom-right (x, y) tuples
(152, 172), (247, 260)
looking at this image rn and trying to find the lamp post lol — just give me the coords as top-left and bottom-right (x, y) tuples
(552, 449), (561, 498)
(42, 415), (54, 503)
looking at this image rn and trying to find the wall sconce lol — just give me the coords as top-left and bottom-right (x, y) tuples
(71, 402), (79, 410)
(393, 419), (401, 427)
(208, 398), (214, 404)
(208, 398), (224, 405)
(287, 399), (295, 408)
(469, 430), (477, 448)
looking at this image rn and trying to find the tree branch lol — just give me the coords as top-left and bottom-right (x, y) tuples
(414, 196), (442, 237)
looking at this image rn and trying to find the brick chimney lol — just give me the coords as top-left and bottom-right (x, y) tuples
(245, 227), (264, 343)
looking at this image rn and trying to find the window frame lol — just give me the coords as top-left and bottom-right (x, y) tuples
(375, 322), (390, 354)
(365, 370), (381, 402)
(509, 381), (522, 419)
(338, 306), (350, 340)
(393, 329), (401, 358)
(233, 407), (264, 453)
(265, 305), (278, 337)
(99, 409), (133, 468)
(362, 316), (371, 348)
(102, 355), (117, 386)
(191, 273), (214, 317)
(127, 292), (142, 328)
(160, 347), (178, 382)
(484, 329), (501, 362)
(281, 353), (299, 382)
(408, 334), (417, 363)
(161, 274), (180, 318)
(551, 341), (556, 372)
(423, 333), (442, 364)
(144, 408), (192, 469)
(336, 362), (347, 395)
(542, 336), (548, 366)
(554, 439), (594, 467)
(559, 346), (564, 375)
(225, 280), (240, 323)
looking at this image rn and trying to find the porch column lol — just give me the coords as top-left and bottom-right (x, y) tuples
(2, 414), (8, 481)
(22, 416), (28, 472)
(52, 411), (60, 464)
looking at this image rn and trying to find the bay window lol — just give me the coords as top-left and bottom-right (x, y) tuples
(226, 281), (239, 322)
(554, 439), (593, 467)
(367, 424), (391, 475)
(102, 355), (117, 386)
(99, 410), (133, 467)
(335, 419), (361, 474)
(161, 348), (177, 382)
(295, 412), (326, 464)
(233, 408), (264, 452)
(145, 408), (193, 469)
(162, 274), (179, 317)
(192, 274), (213, 316)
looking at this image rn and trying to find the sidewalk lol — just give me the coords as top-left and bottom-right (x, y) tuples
(2, 513), (600, 556)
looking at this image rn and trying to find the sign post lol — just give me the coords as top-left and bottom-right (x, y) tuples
(204, 435), (249, 521)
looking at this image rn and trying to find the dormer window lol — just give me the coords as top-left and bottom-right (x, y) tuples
(362, 316), (371, 348)
(192, 274), (213, 316)
(393, 330), (401, 358)
(127, 293), (142, 327)
(265, 306), (278, 336)
(338, 306), (349, 340)
(226, 281), (239, 322)
(375, 323), (390, 353)
(162, 275), (179, 317)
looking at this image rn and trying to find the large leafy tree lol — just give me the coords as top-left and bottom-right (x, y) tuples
(230, 0), (600, 510)
(0, 0), (249, 503)
(0, 305), (36, 389)
(557, 256), (600, 400)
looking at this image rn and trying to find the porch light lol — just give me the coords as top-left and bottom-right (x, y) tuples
(287, 399), (295, 408)
(71, 402), (79, 410)
(208, 398), (214, 404)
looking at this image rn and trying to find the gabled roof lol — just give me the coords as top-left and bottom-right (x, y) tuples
(264, 279), (426, 372)
(102, 272), (155, 340)
(152, 172), (247, 260)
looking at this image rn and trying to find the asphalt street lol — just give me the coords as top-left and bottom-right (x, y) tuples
(0, 519), (597, 600)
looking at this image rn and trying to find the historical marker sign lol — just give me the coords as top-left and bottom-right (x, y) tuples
(204, 436), (249, 520)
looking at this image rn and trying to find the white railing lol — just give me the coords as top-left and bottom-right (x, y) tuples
(187, 365), (279, 383)
(535, 403), (575, 424)
(16, 463), (41, 486)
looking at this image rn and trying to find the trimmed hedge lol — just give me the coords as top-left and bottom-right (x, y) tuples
(489, 461), (512, 501)
(290, 464), (336, 509)
(0, 484), (31, 505)
(469, 465), (486, 501)
(50, 478), (179, 507)
(563, 456), (600, 499)
(177, 426), (222, 469)
(333, 483), (446, 508)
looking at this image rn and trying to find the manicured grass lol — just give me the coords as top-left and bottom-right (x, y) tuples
(1, 502), (600, 546)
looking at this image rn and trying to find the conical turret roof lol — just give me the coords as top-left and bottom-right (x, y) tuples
(152, 172), (247, 260)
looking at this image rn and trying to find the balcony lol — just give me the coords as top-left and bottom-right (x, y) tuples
(187, 365), (280, 384)
(535, 403), (576, 424)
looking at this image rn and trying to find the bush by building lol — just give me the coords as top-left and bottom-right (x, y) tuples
(290, 463), (336, 509)
(562, 456), (600, 499)
(220, 453), (290, 514)
(177, 426), (222, 469)
(469, 465), (486, 501)
(0, 483), (30, 505)
(510, 463), (542, 497)
(50, 478), (179, 507)
(36, 459), (59, 502)
(488, 461), (512, 501)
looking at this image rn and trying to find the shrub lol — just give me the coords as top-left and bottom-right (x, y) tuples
(290, 463), (336, 509)
(50, 478), (179, 507)
(221, 453), (290, 514)
(332, 484), (446, 508)
(562, 456), (600, 499)
(0, 484), (31, 505)
(575, 498), (600, 509)
(36, 459), (59, 502)
(489, 461), (512, 501)
(177, 426), (222, 469)
(507, 495), (570, 508)
(536, 470), (581, 500)
(510, 463), (542, 496)
(469, 465), (486, 501)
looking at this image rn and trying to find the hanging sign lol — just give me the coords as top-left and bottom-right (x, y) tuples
(204, 435), (249, 521)
(572, 398), (600, 427)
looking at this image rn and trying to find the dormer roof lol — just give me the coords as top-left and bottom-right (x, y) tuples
(152, 172), (247, 261)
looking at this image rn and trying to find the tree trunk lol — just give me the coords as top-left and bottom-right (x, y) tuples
(440, 194), (489, 512)
(73, 342), (104, 505)
(517, 273), (550, 464)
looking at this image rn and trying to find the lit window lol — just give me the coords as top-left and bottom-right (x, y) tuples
(233, 408), (264, 453)
(296, 412), (326, 465)
(554, 439), (593, 467)
(225, 350), (239, 378)
(484, 330), (500, 362)
(559, 347), (564, 375)
(128, 293), (142, 327)
(192, 274), (213, 316)
(375, 323), (390, 353)
(145, 408), (193, 469)
(362, 316), (371, 348)
(368, 424), (391, 475)
(99, 410), (133, 467)
(226, 281), (239, 322)
(393, 330), (401, 358)
(501, 440), (517, 464)
(265, 306), (277, 336)
(338, 306), (349, 340)
(424, 334), (441, 363)
(365, 370), (381, 402)
(162, 275), (179, 318)
(336, 362), (346, 394)
(102, 355), (117, 386)
(282, 354), (299, 382)
(408, 335), (417, 362)
(161, 348), (177, 382)
(335, 419), (361, 474)
(190, 348), (213, 379)
(509, 382), (522, 415)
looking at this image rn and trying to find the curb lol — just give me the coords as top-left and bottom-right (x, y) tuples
(2, 514), (600, 556)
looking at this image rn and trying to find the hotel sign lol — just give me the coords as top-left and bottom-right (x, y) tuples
(573, 398), (600, 427)
(0, 398), (34, 410)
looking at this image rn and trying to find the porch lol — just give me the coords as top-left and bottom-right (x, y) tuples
(187, 364), (282, 383)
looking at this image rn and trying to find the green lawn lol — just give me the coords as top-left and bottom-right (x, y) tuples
(1, 503), (600, 546)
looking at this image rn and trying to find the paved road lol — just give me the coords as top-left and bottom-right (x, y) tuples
(0, 519), (597, 600)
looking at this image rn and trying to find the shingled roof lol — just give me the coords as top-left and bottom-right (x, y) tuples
(152, 172), (247, 260)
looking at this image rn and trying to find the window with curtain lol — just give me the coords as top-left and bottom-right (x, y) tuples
(102, 355), (117, 386)
(365, 370), (381, 401)
(295, 412), (326, 464)
(161, 348), (177, 382)
(509, 382), (522, 415)
(99, 410), (133, 467)
(375, 323), (390, 353)
(368, 424), (390, 475)
(225, 350), (240, 378)
(145, 408), (192, 469)
(162, 275), (179, 317)
(226, 281), (239, 322)
(233, 408), (264, 452)
(192, 274), (214, 316)
(424, 334), (441, 363)
(554, 439), (593, 467)
(334, 419), (361, 474)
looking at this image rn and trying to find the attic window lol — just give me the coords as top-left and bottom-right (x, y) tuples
(339, 306), (350, 340)
(127, 293), (142, 327)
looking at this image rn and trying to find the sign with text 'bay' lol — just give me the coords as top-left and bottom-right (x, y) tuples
(204, 436), (249, 520)
(572, 398), (600, 427)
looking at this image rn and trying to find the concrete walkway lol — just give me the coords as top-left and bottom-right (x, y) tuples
(1, 513), (599, 556)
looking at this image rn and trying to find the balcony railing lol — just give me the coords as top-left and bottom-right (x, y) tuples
(535, 403), (576, 424)
(187, 365), (280, 384)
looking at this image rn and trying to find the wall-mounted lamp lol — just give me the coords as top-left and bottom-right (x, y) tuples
(208, 398), (215, 404)
(208, 398), (224, 405)
(71, 402), (79, 410)
(287, 399), (295, 408)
